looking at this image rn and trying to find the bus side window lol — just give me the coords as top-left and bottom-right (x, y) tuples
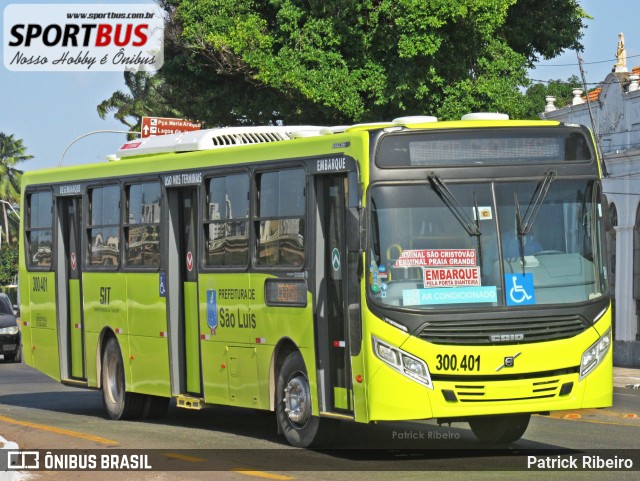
(125, 182), (161, 268)
(204, 173), (250, 267)
(26, 190), (53, 269)
(87, 185), (121, 268)
(255, 169), (305, 268)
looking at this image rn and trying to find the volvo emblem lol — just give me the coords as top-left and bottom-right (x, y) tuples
(495, 352), (521, 372)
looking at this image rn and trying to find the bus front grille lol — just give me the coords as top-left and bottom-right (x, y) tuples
(442, 378), (564, 402)
(417, 315), (589, 345)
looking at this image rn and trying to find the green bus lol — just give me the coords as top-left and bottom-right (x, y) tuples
(19, 114), (612, 447)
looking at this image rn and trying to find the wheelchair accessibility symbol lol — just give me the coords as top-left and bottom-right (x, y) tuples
(505, 273), (535, 306)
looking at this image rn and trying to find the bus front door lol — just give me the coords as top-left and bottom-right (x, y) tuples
(167, 187), (203, 397)
(316, 175), (353, 414)
(56, 196), (85, 381)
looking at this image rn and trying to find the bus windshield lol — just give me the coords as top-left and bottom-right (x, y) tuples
(369, 179), (607, 310)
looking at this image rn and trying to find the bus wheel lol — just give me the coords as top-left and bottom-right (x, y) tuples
(276, 351), (320, 447)
(468, 414), (531, 444)
(101, 337), (145, 420)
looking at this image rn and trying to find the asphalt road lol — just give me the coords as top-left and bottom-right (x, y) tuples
(1, 358), (639, 480)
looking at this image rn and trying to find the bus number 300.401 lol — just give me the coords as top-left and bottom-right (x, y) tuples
(435, 354), (481, 372)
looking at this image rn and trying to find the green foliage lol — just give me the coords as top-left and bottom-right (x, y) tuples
(154, 0), (587, 124)
(0, 133), (30, 201)
(0, 244), (18, 286)
(523, 75), (583, 119)
(501, 0), (588, 63)
(97, 71), (184, 138)
(0, 133), (30, 245)
(438, 40), (530, 120)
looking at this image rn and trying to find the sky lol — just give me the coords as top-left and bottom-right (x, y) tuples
(1, 0), (639, 172)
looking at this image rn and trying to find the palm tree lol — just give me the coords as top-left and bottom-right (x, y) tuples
(0, 133), (32, 244)
(97, 71), (182, 139)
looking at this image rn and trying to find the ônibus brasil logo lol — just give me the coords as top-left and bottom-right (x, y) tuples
(3, 3), (164, 71)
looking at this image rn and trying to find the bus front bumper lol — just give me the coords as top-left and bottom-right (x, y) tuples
(366, 345), (612, 422)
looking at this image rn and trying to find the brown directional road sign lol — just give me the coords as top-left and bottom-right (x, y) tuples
(141, 116), (201, 138)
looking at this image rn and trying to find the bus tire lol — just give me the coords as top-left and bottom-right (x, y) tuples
(276, 351), (320, 448)
(468, 413), (530, 444)
(101, 337), (145, 420)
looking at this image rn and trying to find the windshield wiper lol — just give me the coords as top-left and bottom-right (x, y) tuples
(428, 174), (481, 237)
(516, 170), (556, 237)
(514, 170), (556, 271)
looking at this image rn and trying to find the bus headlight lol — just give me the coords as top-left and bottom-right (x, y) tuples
(377, 342), (400, 365)
(580, 329), (611, 380)
(372, 336), (433, 389)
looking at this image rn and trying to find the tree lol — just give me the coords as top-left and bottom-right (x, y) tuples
(523, 75), (584, 119)
(0, 133), (31, 245)
(97, 70), (184, 138)
(501, 0), (587, 64)
(155, 0), (588, 125)
(0, 244), (19, 286)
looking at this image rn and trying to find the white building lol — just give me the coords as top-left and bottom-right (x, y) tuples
(541, 36), (640, 367)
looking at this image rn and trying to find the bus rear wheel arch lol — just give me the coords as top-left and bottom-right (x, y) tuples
(276, 351), (321, 447)
(101, 336), (146, 420)
(468, 413), (531, 444)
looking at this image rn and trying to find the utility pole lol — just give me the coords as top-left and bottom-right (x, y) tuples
(576, 51), (608, 177)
